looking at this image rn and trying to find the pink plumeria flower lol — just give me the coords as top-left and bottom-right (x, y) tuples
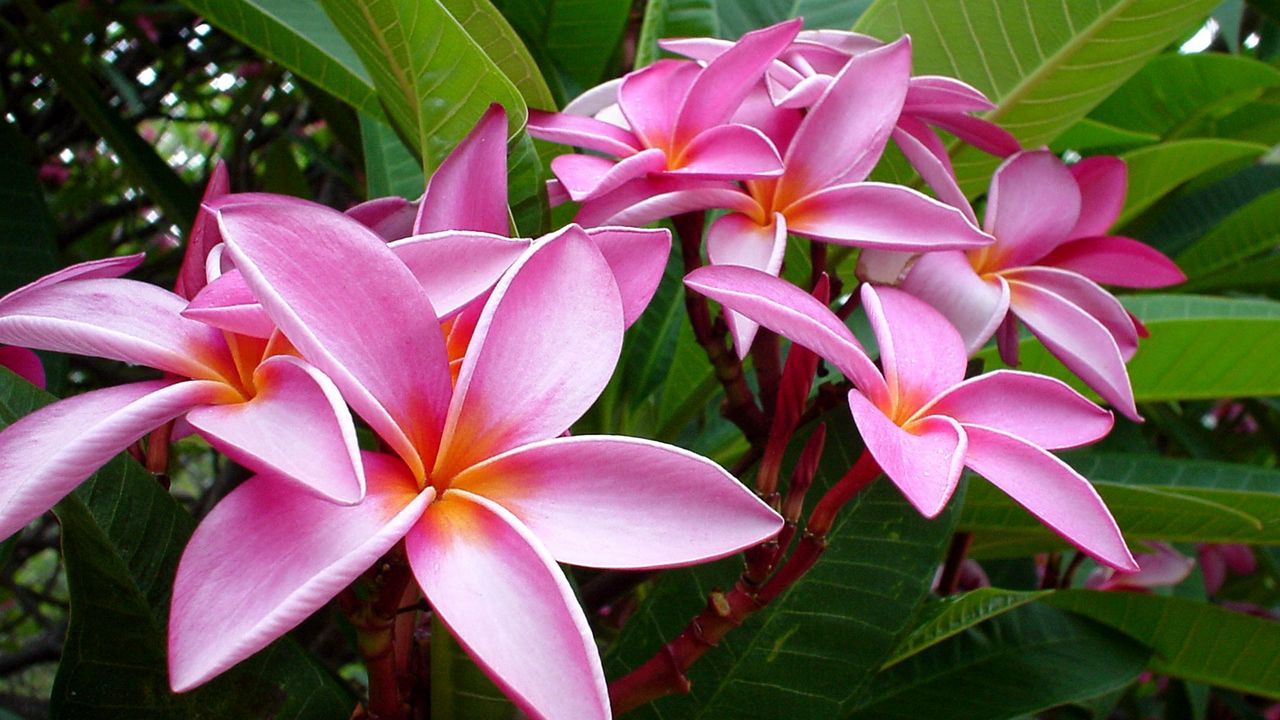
(168, 204), (782, 720)
(526, 20), (803, 205)
(0, 345), (44, 388)
(685, 265), (1138, 571)
(191, 106), (670, 341)
(860, 150), (1185, 420)
(1086, 542), (1194, 592)
(1199, 543), (1257, 594)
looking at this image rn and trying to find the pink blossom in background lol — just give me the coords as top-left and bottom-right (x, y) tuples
(1199, 543), (1257, 594)
(168, 204), (782, 720)
(1086, 542), (1194, 592)
(686, 265), (1137, 571)
(0, 345), (44, 388)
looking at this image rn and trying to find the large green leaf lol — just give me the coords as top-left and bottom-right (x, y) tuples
(437, 0), (556, 111)
(963, 453), (1280, 557)
(1116, 139), (1269, 227)
(360, 112), (427, 199)
(1176, 187), (1280, 286)
(319, 0), (527, 172)
(429, 616), (512, 720)
(607, 416), (959, 719)
(716, 0), (873, 38)
(848, 603), (1149, 720)
(619, 252), (686, 414)
(0, 371), (352, 719)
(1045, 590), (1280, 699)
(1050, 118), (1159, 154)
(493, 0), (631, 96)
(506, 130), (550, 237)
(635, 0), (719, 68)
(0, 122), (58, 296)
(1089, 53), (1280, 140)
(880, 589), (1049, 669)
(978, 295), (1280, 403)
(176, 0), (383, 119)
(1131, 164), (1280, 257)
(854, 0), (1223, 195)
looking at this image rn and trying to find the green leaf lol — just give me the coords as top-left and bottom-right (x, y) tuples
(1045, 590), (1280, 699)
(507, 130), (550, 237)
(0, 121), (58, 296)
(881, 589), (1049, 669)
(1116, 139), (1268, 227)
(1049, 118), (1159, 154)
(319, 0), (527, 172)
(429, 615), (513, 720)
(0, 370), (352, 719)
(176, 0), (383, 119)
(620, 252), (686, 409)
(1130, 164), (1280, 257)
(437, 0), (556, 111)
(853, 0), (1224, 196)
(1089, 52), (1280, 140)
(978, 294), (1280, 403)
(716, 0), (873, 38)
(1176, 187), (1280, 284)
(963, 452), (1280, 557)
(360, 112), (427, 199)
(607, 416), (959, 719)
(493, 0), (631, 95)
(848, 603), (1150, 720)
(634, 0), (719, 68)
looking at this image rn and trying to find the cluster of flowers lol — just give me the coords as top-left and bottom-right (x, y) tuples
(0, 18), (1184, 720)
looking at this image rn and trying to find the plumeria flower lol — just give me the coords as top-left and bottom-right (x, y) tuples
(1199, 543), (1257, 594)
(859, 150), (1185, 420)
(0, 345), (44, 388)
(0, 205), (370, 543)
(525, 20), (803, 205)
(168, 203), (782, 720)
(685, 265), (1138, 571)
(574, 38), (993, 352)
(1086, 542), (1194, 592)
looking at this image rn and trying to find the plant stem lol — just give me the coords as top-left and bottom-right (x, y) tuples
(936, 532), (973, 596)
(340, 545), (415, 720)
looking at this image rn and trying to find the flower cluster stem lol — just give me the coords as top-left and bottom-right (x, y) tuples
(340, 545), (415, 720)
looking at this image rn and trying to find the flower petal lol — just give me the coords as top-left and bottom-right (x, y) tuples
(1, 253), (144, 306)
(786, 182), (993, 251)
(899, 250), (1011, 354)
(526, 109), (641, 157)
(904, 76), (994, 114)
(1007, 279), (1139, 421)
(683, 265), (888, 406)
(217, 200), (453, 480)
(984, 151), (1080, 267)
(667, 124), (782, 180)
(848, 391), (966, 518)
(0, 278), (236, 382)
(389, 231), (531, 320)
(1068, 156), (1127, 239)
(183, 270), (275, 339)
(345, 195), (419, 241)
(417, 104), (509, 236)
(168, 454), (431, 691)
(776, 37), (911, 202)
(1003, 266), (1138, 360)
(0, 380), (232, 540)
(563, 77), (624, 119)
(961, 424), (1137, 571)
(574, 177), (756, 227)
(407, 489), (609, 720)
(435, 226), (623, 478)
(860, 284), (968, 414)
(186, 355), (365, 504)
(891, 118), (975, 223)
(1038, 235), (1186, 288)
(551, 148), (669, 202)
(0, 346), (44, 388)
(705, 212), (789, 353)
(916, 111), (1020, 157)
(923, 370), (1113, 449)
(175, 161), (230, 299)
(452, 436), (781, 569)
(583, 226), (672, 328)
(618, 60), (698, 150)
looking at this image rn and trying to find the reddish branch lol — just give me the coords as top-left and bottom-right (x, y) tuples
(339, 545), (416, 720)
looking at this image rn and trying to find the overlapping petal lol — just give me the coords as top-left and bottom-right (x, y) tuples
(898, 251), (1010, 353)
(388, 231), (532, 321)
(923, 370), (1113, 449)
(583, 226), (672, 327)
(175, 161), (230, 299)
(1039, 235), (1187, 288)
(525, 109), (641, 157)
(1004, 266), (1139, 360)
(982, 151), (1081, 268)
(183, 270), (275, 338)
(0, 346), (44, 388)
(617, 60), (696, 150)
(345, 195), (418, 241)
(416, 104), (509, 236)
(552, 148), (668, 202)
(861, 284), (967, 413)
(848, 392), (966, 518)
(787, 183), (992, 251)
(667, 124), (783, 179)
(706, 212), (789, 352)
(1068, 156), (1127, 239)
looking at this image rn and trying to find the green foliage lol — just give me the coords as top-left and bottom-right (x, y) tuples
(493, 0), (632, 99)
(1117, 139), (1268, 226)
(0, 123), (58, 296)
(880, 589), (1049, 669)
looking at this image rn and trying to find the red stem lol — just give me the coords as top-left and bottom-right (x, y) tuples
(340, 545), (415, 720)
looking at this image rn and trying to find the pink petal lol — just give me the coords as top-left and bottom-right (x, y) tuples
(551, 148), (668, 202)
(848, 390), (967, 518)
(917, 111), (1020, 157)
(706, 212), (789, 354)
(904, 76), (994, 114)
(899, 251), (1010, 353)
(169, 454), (431, 691)
(217, 200), (453, 481)
(618, 60), (698, 151)
(772, 74), (831, 109)
(923, 370), (1113, 449)
(672, 19), (801, 145)
(860, 284), (968, 413)
(961, 424), (1137, 571)
(0, 346), (44, 388)
(1003, 266), (1138, 360)
(794, 29), (885, 56)
(1007, 279), (1139, 421)
(526, 109), (641, 157)
(1, 253), (144, 305)
(1093, 542), (1193, 590)
(667, 124), (782, 180)
(563, 77), (623, 119)
(406, 490), (609, 720)
(891, 118), (975, 223)
(0, 380), (233, 540)
(1038, 235), (1186, 288)
(389, 231), (531, 320)
(583, 226), (672, 328)
(435, 226), (623, 479)
(417, 104), (509, 236)
(1068, 156), (1127, 239)
(346, 196), (419, 241)
(183, 270), (275, 339)
(574, 177), (757, 227)
(787, 182), (993, 251)
(0, 278), (236, 382)
(984, 151), (1081, 268)
(776, 37), (911, 202)
(451, 436), (780, 569)
(175, 161), (231, 299)
(683, 265), (888, 406)
(186, 355), (364, 504)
